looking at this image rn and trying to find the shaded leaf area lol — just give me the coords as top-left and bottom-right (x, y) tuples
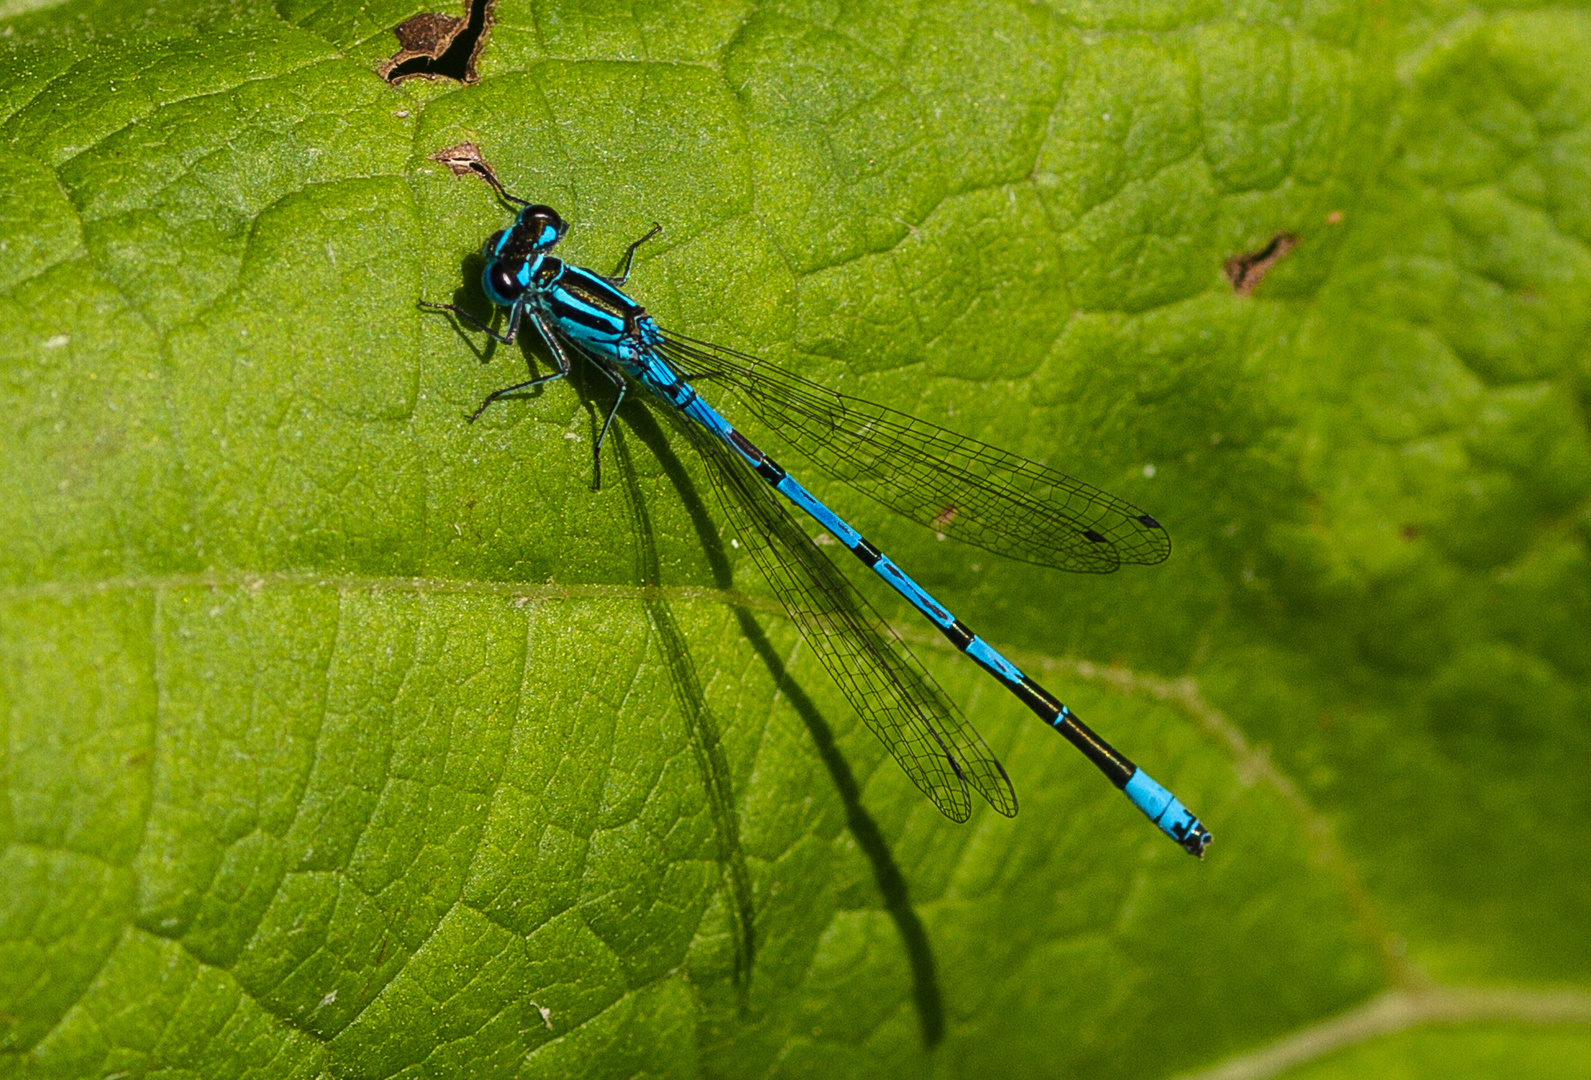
(1194, 6), (1591, 987)
(0, 1), (1585, 1079)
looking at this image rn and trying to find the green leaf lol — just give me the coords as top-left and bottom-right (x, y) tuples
(1278, 1022), (1591, 1080)
(1, 1), (1586, 1078)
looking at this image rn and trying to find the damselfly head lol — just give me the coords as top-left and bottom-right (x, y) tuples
(514, 204), (567, 253)
(483, 260), (528, 306)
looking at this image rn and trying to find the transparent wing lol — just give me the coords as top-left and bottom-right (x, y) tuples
(678, 419), (1018, 822)
(658, 332), (1170, 574)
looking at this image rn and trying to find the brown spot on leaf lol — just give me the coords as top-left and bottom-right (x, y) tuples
(1400, 523), (1421, 542)
(378, 0), (494, 84)
(1223, 232), (1298, 296)
(931, 504), (958, 529)
(431, 142), (487, 176)
(430, 142), (506, 188)
(429, 143), (523, 203)
(1325, 210), (1344, 225)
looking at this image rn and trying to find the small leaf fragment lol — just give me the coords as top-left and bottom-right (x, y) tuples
(1224, 232), (1298, 295)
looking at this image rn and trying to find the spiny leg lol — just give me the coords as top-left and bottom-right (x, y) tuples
(420, 298), (525, 346)
(466, 310), (572, 421)
(468, 370), (568, 422)
(472, 164), (532, 207)
(605, 224), (663, 287)
(587, 356), (629, 490)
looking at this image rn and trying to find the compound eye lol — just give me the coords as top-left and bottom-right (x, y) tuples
(484, 261), (526, 305)
(520, 204), (567, 250)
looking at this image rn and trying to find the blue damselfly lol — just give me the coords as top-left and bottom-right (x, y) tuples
(423, 171), (1211, 857)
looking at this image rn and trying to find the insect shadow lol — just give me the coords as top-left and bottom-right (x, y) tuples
(616, 395), (947, 1047)
(431, 244), (946, 1044)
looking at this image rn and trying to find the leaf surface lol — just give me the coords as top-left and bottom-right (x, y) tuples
(1, 1), (1587, 1077)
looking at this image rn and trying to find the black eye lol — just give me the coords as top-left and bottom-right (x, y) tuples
(519, 204), (567, 250)
(484, 261), (525, 304)
(482, 229), (508, 257)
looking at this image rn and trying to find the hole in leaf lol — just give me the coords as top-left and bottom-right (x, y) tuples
(1223, 232), (1298, 296)
(378, 0), (494, 84)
